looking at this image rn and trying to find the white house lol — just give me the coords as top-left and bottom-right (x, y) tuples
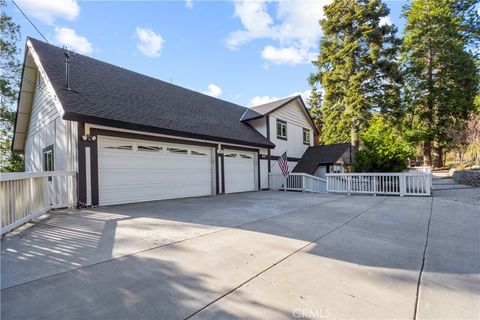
(12, 38), (318, 207)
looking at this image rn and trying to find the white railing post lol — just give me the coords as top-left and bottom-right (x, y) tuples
(373, 176), (377, 196)
(29, 177), (34, 214)
(347, 175), (352, 195)
(302, 174), (306, 192)
(399, 173), (405, 197)
(426, 174), (431, 196)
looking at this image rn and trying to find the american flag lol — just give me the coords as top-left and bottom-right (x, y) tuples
(278, 151), (289, 176)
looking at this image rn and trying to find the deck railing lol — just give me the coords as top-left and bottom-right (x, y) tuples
(0, 171), (77, 235)
(326, 172), (431, 196)
(269, 173), (326, 193)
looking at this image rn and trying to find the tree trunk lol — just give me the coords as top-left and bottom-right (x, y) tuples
(434, 145), (443, 168)
(423, 141), (432, 166)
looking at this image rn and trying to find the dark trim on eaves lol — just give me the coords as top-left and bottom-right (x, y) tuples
(63, 112), (275, 149)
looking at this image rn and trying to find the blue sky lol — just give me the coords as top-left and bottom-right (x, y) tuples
(6, 0), (407, 107)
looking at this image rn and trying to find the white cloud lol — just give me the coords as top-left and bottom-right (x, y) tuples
(261, 45), (314, 65)
(135, 27), (164, 57)
(379, 16), (393, 26)
(54, 27), (92, 54)
(17, 0), (79, 25)
(203, 84), (222, 97)
(250, 95), (280, 106)
(185, 0), (193, 9)
(250, 89), (311, 107)
(226, 0), (331, 64)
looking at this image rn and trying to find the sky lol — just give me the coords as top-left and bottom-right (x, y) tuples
(5, 0), (408, 107)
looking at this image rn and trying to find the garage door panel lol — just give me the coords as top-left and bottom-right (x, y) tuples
(224, 149), (256, 194)
(98, 136), (213, 205)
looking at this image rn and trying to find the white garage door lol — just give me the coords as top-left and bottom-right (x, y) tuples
(98, 136), (213, 205)
(224, 149), (256, 193)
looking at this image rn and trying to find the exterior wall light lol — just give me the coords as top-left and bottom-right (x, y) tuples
(81, 135), (97, 142)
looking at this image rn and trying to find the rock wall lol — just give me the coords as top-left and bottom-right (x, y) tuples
(452, 170), (480, 187)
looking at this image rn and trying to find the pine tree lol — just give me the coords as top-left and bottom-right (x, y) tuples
(401, 0), (479, 167)
(309, 0), (401, 146)
(0, 0), (23, 172)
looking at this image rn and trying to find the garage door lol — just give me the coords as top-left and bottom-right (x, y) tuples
(98, 136), (213, 205)
(224, 149), (256, 193)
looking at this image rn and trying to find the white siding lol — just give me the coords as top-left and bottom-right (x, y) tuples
(269, 100), (314, 159)
(260, 159), (268, 189)
(249, 117), (267, 137)
(24, 73), (76, 173)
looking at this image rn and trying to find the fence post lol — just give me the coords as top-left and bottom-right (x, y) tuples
(347, 175), (351, 196)
(426, 174), (431, 196)
(399, 173), (405, 197)
(284, 176), (287, 191)
(29, 177), (34, 214)
(302, 175), (305, 192)
(373, 176), (377, 196)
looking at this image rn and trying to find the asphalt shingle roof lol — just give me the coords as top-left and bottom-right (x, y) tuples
(250, 96), (298, 115)
(293, 143), (352, 175)
(29, 38), (274, 148)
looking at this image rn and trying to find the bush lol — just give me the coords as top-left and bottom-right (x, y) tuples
(353, 115), (413, 172)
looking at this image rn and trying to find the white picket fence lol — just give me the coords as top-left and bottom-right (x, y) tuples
(326, 172), (431, 196)
(0, 171), (77, 235)
(269, 173), (326, 193)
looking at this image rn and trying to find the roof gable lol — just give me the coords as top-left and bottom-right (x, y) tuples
(248, 95), (317, 132)
(24, 38), (274, 149)
(293, 143), (352, 175)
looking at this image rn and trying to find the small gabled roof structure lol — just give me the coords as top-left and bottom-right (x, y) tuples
(243, 95), (317, 133)
(13, 38), (275, 151)
(293, 143), (353, 175)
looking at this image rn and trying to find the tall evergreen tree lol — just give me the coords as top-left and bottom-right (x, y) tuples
(401, 0), (479, 167)
(309, 0), (401, 146)
(0, 0), (23, 172)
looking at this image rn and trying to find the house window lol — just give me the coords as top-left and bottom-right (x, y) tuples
(191, 150), (207, 156)
(303, 128), (311, 145)
(43, 145), (54, 171)
(43, 145), (54, 181)
(224, 153), (237, 158)
(167, 147), (188, 154)
(276, 119), (287, 140)
(104, 145), (132, 151)
(138, 145), (162, 152)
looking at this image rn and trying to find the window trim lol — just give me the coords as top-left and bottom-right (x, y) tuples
(276, 119), (287, 140)
(303, 128), (311, 145)
(43, 145), (54, 181)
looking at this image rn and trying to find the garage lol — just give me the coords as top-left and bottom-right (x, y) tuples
(98, 136), (213, 205)
(224, 149), (256, 193)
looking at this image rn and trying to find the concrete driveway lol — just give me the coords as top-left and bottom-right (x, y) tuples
(1, 181), (479, 319)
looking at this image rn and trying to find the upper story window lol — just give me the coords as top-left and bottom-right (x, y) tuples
(303, 128), (311, 145)
(43, 145), (54, 171)
(276, 119), (287, 140)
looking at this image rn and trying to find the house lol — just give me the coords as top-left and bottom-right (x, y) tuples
(293, 143), (354, 179)
(12, 38), (317, 207)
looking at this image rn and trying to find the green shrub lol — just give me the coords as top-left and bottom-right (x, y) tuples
(353, 115), (414, 172)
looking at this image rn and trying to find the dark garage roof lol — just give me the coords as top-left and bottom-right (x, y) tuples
(28, 38), (274, 148)
(293, 143), (352, 175)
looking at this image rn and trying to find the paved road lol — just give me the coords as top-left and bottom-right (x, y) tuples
(1, 180), (478, 319)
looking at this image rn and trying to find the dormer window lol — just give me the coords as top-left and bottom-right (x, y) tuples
(303, 128), (311, 145)
(276, 119), (287, 140)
